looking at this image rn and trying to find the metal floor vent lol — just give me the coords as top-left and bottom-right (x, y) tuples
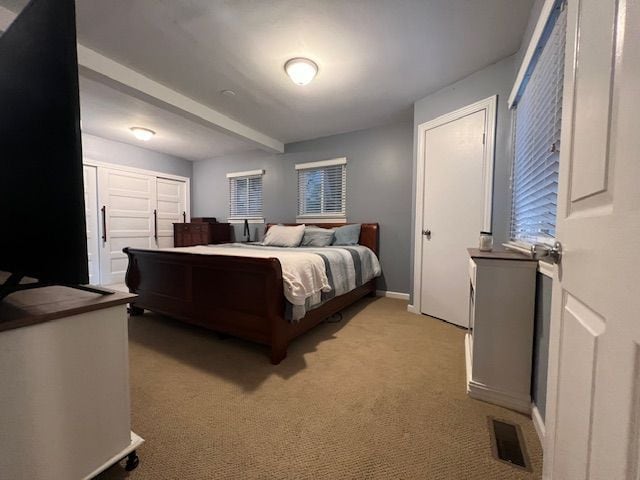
(488, 417), (532, 472)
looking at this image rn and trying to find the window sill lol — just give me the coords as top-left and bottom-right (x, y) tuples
(537, 260), (554, 278)
(228, 218), (265, 224)
(296, 217), (347, 224)
(503, 241), (554, 278)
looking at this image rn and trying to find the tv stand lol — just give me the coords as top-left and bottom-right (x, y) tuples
(0, 273), (114, 301)
(0, 285), (143, 478)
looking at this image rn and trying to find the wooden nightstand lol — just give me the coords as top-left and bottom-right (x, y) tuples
(173, 222), (231, 247)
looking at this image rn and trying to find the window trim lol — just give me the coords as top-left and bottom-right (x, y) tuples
(295, 157), (346, 171)
(509, 0), (564, 108)
(296, 158), (347, 223)
(227, 169), (264, 222)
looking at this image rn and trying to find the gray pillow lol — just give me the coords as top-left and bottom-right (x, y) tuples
(263, 224), (305, 247)
(332, 224), (361, 246)
(301, 226), (334, 247)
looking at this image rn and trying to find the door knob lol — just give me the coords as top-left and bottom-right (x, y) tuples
(422, 229), (431, 239)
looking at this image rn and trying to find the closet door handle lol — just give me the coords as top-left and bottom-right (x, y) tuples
(153, 209), (158, 241)
(183, 211), (186, 223)
(101, 206), (107, 242)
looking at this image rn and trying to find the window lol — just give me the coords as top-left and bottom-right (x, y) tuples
(510, 2), (566, 244)
(296, 158), (346, 220)
(227, 169), (264, 221)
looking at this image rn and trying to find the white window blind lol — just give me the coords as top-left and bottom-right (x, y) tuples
(510, 3), (566, 244)
(227, 170), (263, 219)
(296, 158), (346, 218)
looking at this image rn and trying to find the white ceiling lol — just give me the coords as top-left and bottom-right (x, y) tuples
(79, 76), (255, 160)
(2, 0), (534, 155)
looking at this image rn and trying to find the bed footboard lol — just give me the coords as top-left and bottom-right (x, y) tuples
(124, 247), (288, 362)
(123, 241), (378, 364)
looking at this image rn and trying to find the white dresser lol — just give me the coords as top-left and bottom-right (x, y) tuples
(465, 248), (537, 413)
(0, 285), (144, 479)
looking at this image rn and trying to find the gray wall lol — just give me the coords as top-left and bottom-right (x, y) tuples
(82, 133), (193, 180)
(515, 0), (546, 68)
(532, 272), (552, 420)
(193, 120), (414, 294)
(410, 55), (517, 302)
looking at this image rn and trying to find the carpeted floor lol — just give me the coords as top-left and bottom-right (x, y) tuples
(97, 297), (542, 480)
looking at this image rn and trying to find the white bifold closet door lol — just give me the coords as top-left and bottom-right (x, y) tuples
(97, 168), (158, 285)
(82, 165), (101, 285)
(85, 164), (188, 286)
(155, 177), (187, 248)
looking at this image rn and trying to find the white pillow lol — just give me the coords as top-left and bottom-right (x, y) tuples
(263, 224), (306, 247)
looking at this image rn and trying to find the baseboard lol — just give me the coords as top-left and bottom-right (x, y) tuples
(407, 304), (419, 314)
(531, 403), (546, 444)
(467, 380), (532, 414)
(375, 290), (410, 301)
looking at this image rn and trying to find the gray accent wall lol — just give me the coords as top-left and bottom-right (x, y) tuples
(192, 120), (414, 294)
(532, 272), (552, 420)
(410, 55), (517, 303)
(82, 133), (193, 180)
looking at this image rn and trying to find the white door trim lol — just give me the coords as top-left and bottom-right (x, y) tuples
(83, 158), (191, 221)
(412, 96), (497, 315)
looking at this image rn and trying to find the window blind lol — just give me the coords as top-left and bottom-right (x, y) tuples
(228, 173), (263, 219)
(297, 161), (346, 218)
(510, 3), (566, 244)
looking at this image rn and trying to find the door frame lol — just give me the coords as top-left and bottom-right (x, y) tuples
(411, 96), (497, 315)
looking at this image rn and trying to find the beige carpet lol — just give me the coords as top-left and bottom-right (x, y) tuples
(97, 297), (542, 480)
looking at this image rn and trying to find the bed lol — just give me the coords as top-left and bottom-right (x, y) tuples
(123, 223), (380, 364)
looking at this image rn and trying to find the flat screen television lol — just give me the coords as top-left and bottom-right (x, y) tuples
(0, 0), (90, 299)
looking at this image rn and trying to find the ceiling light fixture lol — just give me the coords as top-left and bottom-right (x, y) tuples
(284, 57), (318, 86)
(130, 127), (156, 141)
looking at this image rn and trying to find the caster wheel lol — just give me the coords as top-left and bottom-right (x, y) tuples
(125, 452), (139, 471)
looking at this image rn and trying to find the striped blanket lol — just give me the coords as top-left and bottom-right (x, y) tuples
(163, 243), (381, 321)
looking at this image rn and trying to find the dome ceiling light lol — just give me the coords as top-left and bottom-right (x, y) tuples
(130, 127), (156, 141)
(284, 57), (318, 86)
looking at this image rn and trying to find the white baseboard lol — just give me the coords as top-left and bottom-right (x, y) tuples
(375, 290), (410, 301)
(407, 304), (419, 314)
(467, 378), (532, 414)
(531, 403), (546, 444)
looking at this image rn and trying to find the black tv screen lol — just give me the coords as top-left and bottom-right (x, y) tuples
(0, 0), (88, 286)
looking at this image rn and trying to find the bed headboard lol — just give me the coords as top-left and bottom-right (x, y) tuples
(265, 223), (380, 256)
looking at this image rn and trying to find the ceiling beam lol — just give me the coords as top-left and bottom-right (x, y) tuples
(0, 6), (284, 153)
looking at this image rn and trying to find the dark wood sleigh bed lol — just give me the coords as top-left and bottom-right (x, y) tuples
(123, 223), (379, 364)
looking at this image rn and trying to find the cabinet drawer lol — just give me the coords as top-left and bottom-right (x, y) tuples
(468, 259), (477, 288)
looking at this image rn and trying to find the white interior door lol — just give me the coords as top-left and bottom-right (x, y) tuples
(156, 178), (187, 248)
(544, 0), (640, 478)
(82, 165), (100, 285)
(419, 107), (490, 327)
(98, 167), (157, 285)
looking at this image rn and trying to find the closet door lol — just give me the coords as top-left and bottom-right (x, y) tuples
(98, 167), (157, 285)
(156, 177), (187, 248)
(82, 165), (100, 285)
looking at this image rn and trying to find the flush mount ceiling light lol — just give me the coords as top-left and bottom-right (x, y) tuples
(130, 127), (156, 141)
(284, 57), (318, 86)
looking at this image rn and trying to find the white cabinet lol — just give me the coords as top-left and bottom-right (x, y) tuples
(0, 287), (143, 479)
(465, 249), (537, 413)
(82, 162), (190, 286)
